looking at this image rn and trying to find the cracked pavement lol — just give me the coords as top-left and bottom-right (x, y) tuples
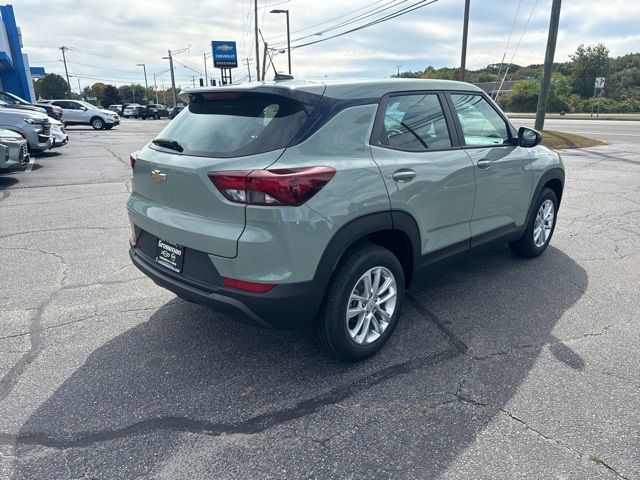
(0, 119), (639, 479)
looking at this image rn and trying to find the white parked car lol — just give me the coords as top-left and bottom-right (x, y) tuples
(49, 118), (69, 147)
(123, 104), (141, 118)
(39, 100), (119, 130)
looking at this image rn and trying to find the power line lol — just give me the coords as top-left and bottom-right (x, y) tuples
(66, 46), (142, 62)
(258, 0), (291, 9)
(172, 57), (204, 76)
(289, 0), (439, 50)
(266, 0), (389, 42)
(493, 0), (523, 92)
(270, 0), (402, 47)
(65, 60), (143, 75)
(495, 0), (540, 98)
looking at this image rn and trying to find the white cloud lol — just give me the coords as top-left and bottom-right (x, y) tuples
(16, 0), (639, 89)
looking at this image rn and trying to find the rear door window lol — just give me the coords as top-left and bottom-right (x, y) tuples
(154, 92), (311, 158)
(379, 94), (452, 151)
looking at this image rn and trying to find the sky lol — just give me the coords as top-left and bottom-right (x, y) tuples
(16, 0), (640, 92)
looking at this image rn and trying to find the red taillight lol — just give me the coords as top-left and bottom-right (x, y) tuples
(208, 167), (336, 206)
(130, 151), (138, 170)
(222, 277), (276, 293)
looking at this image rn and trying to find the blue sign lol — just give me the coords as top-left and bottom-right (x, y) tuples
(30, 67), (46, 78)
(212, 41), (238, 69)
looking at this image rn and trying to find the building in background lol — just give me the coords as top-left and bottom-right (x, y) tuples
(0, 4), (36, 102)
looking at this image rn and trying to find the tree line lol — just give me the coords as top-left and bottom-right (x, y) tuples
(396, 44), (640, 113)
(33, 75), (182, 108)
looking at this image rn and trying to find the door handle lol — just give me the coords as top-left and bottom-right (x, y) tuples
(477, 159), (493, 169)
(392, 169), (416, 183)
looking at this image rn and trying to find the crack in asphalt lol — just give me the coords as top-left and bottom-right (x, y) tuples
(0, 247), (68, 404)
(405, 292), (471, 357)
(0, 225), (129, 241)
(0, 348), (461, 449)
(0, 305), (160, 341)
(0, 190), (127, 208)
(453, 394), (630, 479)
(579, 148), (640, 167)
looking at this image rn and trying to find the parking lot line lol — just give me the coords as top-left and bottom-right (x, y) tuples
(25, 154), (35, 172)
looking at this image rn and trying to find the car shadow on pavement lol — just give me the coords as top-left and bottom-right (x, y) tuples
(0, 176), (18, 190)
(12, 245), (588, 478)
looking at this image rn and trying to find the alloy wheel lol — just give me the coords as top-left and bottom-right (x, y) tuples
(533, 199), (555, 248)
(346, 266), (398, 345)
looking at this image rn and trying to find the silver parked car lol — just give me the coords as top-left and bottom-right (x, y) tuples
(0, 106), (52, 153)
(0, 128), (29, 172)
(39, 100), (119, 130)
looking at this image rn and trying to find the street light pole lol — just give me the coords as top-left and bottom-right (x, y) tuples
(254, 0), (261, 81)
(271, 9), (292, 74)
(203, 52), (209, 85)
(136, 64), (149, 101)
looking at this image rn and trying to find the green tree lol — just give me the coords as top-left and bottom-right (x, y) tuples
(100, 85), (121, 108)
(34, 73), (69, 99)
(570, 43), (610, 98)
(500, 73), (571, 112)
(118, 84), (147, 104)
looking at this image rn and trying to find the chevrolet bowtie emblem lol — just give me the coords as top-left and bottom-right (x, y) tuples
(151, 169), (167, 182)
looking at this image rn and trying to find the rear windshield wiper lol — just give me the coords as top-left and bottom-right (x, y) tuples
(152, 138), (184, 152)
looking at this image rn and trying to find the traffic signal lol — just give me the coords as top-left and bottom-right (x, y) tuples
(199, 78), (204, 87)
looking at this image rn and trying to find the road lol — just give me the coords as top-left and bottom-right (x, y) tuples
(1, 119), (639, 479)
(516, 118), (640, 144)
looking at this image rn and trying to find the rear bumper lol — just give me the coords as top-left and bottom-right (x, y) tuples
(129, 245), (324, 330)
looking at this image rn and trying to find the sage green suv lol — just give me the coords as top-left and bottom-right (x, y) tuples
(127, 79), (564, 361)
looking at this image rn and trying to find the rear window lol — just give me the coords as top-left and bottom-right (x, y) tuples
(153, 92), (310, 158)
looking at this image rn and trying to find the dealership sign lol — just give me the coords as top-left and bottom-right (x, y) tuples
(212, 41), (238, 68)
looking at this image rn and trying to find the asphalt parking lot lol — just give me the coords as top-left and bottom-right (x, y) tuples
(0, 118), (638, 479)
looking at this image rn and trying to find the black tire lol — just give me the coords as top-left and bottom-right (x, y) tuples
(90, 117), (104, 130)
(104, 126), (113, 130)
(509, 187), (558, 258)
(314, 243), (405, 361)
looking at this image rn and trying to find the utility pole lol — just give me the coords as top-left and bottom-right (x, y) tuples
(243, 58), (252, 82)
(460, 0), (470, 81)
(168, 50), (177, 107)
(534, 0), (562, 131)
(396, 65), (402, 77)
(77, 78), (81, 100)
(254, 0), (260, 81)
(153, 73), (159, 104)
(262, 43), (268, 81)
(60, 46), (71, 98)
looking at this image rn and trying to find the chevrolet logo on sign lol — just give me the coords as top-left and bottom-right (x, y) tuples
(151, 170), (167, 182)
(212, 40), (238, 68)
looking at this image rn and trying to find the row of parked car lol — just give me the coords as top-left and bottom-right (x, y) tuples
(0, 91), (67, 172)
(0, 91), (128, 172)
(108, 103), (183, 120)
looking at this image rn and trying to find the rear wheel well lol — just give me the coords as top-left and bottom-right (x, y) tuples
(544, 178), (563, 205)
(364, 229), (414, 286)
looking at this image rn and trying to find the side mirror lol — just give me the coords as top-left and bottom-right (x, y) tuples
(518, 126), (542, 148)
(79, 106), (88, 111)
